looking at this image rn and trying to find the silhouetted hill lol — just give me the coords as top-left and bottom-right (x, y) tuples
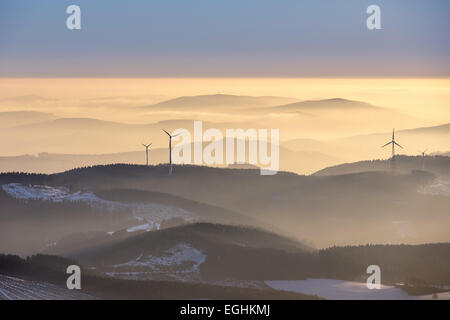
(0, 253), (316, 300)
(314, 155), (450, 177)
(0, 179), (262, 256)
(321, 243), (450, 285)
(2, 241), (449, 300)
(401, 123), (450, 135)
(0, 95), (56, 103)
(68, 222), (312, 270)
(0, 187), (138, 255)
(9, 117), (142, 132)
(266, 98), (385, 112)
(59, 223), (450, 285)
(142, 94), (298, 110)
(0, 111), (56, 129)
(1, 164), (448, 248)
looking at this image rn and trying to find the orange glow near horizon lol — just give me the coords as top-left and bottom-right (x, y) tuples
(1, 77), (449, 122)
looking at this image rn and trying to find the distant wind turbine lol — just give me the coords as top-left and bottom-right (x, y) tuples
(381, 128), (403, 170)
(162, 129), (180, 175)
(420, 148), (428, 170)
(142, 143), (152, 166)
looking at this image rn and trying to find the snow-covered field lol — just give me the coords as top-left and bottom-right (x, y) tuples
(265, 279), (450, 300)
(106, 243), (206, 281)
(0, 274), (95, 300)
(2, 183), (196, 232)
(2, 183), (103, 203)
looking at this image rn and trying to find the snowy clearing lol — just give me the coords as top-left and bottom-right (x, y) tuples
(1, 183), (196, 231)
(106, 243), (206, 281)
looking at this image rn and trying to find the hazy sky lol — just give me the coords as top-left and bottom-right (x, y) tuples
(0, 0), (449, 77)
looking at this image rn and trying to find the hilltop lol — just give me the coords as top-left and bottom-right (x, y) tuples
(263, 98), (385, 112)
(141, 94), (298, 111)
(314, 155), (450, 177)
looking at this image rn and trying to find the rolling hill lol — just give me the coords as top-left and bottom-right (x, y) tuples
(1, 163), (448, 248)
(263, 98), (385, 112)
(63, 222), (312, 281)
(0, 180), (261, 256)
(141, 94), (298, 111)
(53, 223), (450, 286)
(0, 111), (56, 129)
(0, 253), (316, 300)
(314, 155), (450, 177)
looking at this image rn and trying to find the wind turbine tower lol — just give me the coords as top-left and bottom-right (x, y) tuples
(421, 149), (428, 170)
(142, 143), (152, 166)
(162, 129), (180, 175)
(381, 128), (403, 170)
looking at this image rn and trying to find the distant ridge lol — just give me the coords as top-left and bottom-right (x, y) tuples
(0, 95), (56, 103)
(141, 94), (298, 110)
(313, 154), (450, 177)
(264, 98), (386, 112)
(400, 123), (450, 134)
(0, 111), (56, 128)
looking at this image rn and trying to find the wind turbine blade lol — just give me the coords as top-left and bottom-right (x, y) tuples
(162, 129), (171, 137)
(394, 142), (403, 148)
(172, 133), (181, 138)
(381, 141), (392, 148)
(149, 143), (152, 147)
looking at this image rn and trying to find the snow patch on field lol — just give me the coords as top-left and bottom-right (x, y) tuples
(2, 183), (110, 205)
(127, 223), (153, 232)
(1, 183), (196, 231)
(106, 243), (206, 281)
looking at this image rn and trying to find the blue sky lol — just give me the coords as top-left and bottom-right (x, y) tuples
(0, 0), (449, 77)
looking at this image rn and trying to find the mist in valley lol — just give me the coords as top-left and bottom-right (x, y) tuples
(0, 78), (449, 300)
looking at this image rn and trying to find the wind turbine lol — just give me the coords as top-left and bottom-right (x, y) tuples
(381, 128), (403, 170)
(162, 129), (180, 175)
(420, 148), (428, 170)
(142, 143), (152, 166)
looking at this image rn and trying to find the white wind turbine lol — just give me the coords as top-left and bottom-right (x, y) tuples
(162, 129), (180, 175)
(381, 128), (403, 170)
(142, 143), (152, 166)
